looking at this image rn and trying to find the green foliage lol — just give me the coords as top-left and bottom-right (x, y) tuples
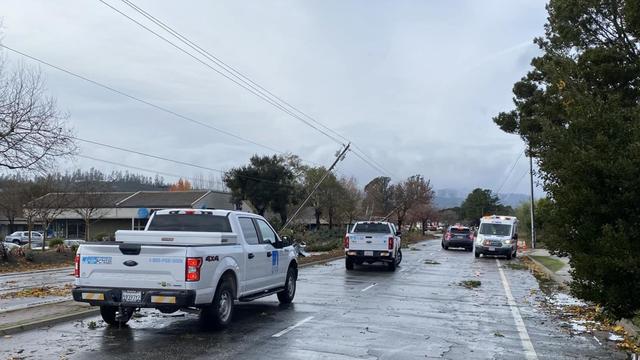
(223, 155), (297, 224)
(515, 198), (553, 246)
(48, 238), (64, 248)
(93, 232), (109, 241)
(459, 189), (513, 225)
(494, 0), (640, 318)
(24, 250), (34, 262)
(70, 244), (79, 255)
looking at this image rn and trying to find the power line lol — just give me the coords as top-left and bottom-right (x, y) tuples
(104, 0), (396, 178)
(495, 150), (524, 195)
(97, 0), (345, 146)
(74, 137), (298, 188)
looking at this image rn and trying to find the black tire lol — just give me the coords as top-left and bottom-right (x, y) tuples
(201, 277), (235, 328)
(443, 243), (449, 250)
(345, 257), (354, 270)
(277, 266), (297, 304)
(396, 249), (403, 265)
(387, 259), (396, 271)
(466, 247), (473, 252)
(513, 248), (518, 258)
(474, 251), (480, 258)
(441, 241), (444, 249)
(505, 251), (512, 260)
(100, 306), (133, 326)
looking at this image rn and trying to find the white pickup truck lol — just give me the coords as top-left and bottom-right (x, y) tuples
(344, 221), (402, 271)
(72, 209), (298, 328)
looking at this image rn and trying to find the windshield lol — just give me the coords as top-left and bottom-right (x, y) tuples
(352, 223), (391, 234)
(479, 223), (512, 236)
(147, 214), (232, 232)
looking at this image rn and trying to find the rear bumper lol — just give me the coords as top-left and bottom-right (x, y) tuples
(444, 239), (473, 247)
(346, 250), (394, 262)
(72, 287), (196, 308)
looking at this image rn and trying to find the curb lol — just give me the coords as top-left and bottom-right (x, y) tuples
(0, 306), (99, 336)
(299, 255), (344, 268)
(523, 254), (569, 285)
(618, 318), (640, 338)
(0, 266), (73, 278)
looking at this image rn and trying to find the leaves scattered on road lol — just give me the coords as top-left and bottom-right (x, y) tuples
(0, 283), (72, 299)
(502, 262), (529, 271)
(494, 331), (504, 337)
(423, 259), (440, 265)
(459, 280), (481, 289)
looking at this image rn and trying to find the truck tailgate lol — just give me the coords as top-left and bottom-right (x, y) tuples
(77, 244), (187, 290)
(349, 234), (390, 251)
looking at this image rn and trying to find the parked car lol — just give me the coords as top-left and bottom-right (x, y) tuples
(5, 231), (44, 245)
(441, 225), (474, 251)
(344, 221), (402, 271)
(474, 215), (519, 259)
(73, 209), (298, 328)
(63, 239), (86, 247)
(1, 241), (20, 252)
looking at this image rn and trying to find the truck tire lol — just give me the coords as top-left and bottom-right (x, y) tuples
(505, 251), (512, 260)
(345, 257), (354, 270)
(387, 259), (396, 271)
(474, 251), (480, 258)
(396, 249), (403, 265)
(277, 266), (297, 304)
(100, 306), (133, 326)
(201, 277), (234, 328)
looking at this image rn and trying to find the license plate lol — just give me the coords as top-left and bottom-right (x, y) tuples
(488, 247), (496, 251)
(121, 290), (142, 303)
(364, 251), (374, 256)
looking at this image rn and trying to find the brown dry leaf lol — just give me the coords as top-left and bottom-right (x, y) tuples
(0, 284), (73, 299)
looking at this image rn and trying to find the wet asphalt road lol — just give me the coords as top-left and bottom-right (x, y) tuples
(0, 239), (628, 359)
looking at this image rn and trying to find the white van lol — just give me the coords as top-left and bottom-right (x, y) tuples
(474, 215), (518, 259)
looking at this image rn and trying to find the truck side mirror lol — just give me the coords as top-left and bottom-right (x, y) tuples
(513, 233), (518, 240)
(395, 231), (402, 237)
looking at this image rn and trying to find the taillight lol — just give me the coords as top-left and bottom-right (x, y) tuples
(74, 254), (80, 278)
(344, 235), (349, 249)
(388, 237), (394, 250)
(186, 257), (203, 282)
(446, 232), (451, 240)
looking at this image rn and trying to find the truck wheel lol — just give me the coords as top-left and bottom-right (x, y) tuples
(345, 257), (354, 270)
(396, 249), (402, 265)
(443, 242), (449, 250)
(201, 277), (234, 328)
(387, 259), (396, 271)
(474, 251), (480, 258)
(277, 266), (297, 304)
(100, 306), (133, 326)
(505, 251), (512, 260)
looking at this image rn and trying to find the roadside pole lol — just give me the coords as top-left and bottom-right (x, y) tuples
(528, 147), (536, 249)
(280, 143), (350, 231)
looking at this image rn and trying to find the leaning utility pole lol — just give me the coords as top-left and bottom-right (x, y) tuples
(280, 143), (351, 231)
(528, 146), (536, 249)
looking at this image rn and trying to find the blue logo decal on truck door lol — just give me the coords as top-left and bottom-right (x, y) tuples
(272, 251), (279, 273)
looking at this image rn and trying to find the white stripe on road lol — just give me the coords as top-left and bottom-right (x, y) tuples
(361, 283), (377, 292)
(272, 316), (314, 338)
(496, 259), (539, 360)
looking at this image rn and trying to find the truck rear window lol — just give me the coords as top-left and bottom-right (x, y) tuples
(352, 223), (390, 234)
(147, 214), (232, 232)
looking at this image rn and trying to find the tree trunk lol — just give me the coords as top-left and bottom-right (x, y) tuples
(314, 209), (321, 230)
(328, 209), (334, 230)
(7, 217), (15, 233)
(84, 217), (91, 241)
(42, 221), (48, 251)
(27, 220), (33, 248)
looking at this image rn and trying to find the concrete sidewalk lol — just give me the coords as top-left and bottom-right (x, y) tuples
(0, 300), (98, 336)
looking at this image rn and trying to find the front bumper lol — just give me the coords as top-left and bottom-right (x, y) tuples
(475, 245), (514, 255)
(72, 287), (196, 308)
(346, 250), (394, 262)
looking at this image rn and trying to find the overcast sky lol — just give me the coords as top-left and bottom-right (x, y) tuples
(1, 0), (547, 198)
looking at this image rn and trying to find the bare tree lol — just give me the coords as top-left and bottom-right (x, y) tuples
(392, 175), (434, 230)
(71, 180), (110, 241)
(0, 61), (76, 172)
(26, 176), (71, 250)
(339, 177), (363, 228)
(0, 174), (29, 233)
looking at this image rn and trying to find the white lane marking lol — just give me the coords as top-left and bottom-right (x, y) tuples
(593, 336), (602, 346)
(496, 259), (539, 360)
(272, 316), (314, 338)
(361, 283), (377, 292)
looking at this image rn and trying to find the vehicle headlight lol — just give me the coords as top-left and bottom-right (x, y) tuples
(504, 240), (511, 245)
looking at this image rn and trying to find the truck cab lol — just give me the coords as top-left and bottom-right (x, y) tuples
(474, 215), (518, 259)
(344, 221), (402, 271)
(72, 209), (298, 328)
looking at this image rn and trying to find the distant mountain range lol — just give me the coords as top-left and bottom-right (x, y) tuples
(434, 189), (530, 209)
